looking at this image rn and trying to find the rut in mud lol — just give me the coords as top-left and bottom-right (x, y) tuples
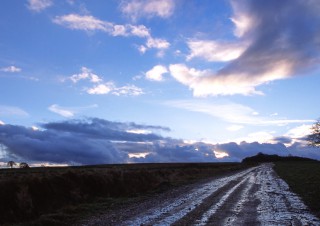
(79, 164), (320, 226)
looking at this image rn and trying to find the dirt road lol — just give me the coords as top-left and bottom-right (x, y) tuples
(80, 164), (320, 225)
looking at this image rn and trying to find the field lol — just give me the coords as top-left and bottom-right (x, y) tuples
(0, 162), (250, 225)
(274, 161), (320, 218)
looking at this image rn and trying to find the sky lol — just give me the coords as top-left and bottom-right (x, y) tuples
(0, 0), (320, 165)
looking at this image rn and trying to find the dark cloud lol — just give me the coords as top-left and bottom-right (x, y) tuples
(0, 118), (319, 165)
(0, 124), (125, 165)
(42, 118), (169, 142)
(220, 0), (320, 78)
(272, 136), (293, 144)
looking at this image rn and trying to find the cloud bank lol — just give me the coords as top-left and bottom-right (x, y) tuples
(0, 118), (319, 165)
(171, 0), (320, 96)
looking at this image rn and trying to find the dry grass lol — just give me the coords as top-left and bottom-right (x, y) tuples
(0, 162), (249, 225)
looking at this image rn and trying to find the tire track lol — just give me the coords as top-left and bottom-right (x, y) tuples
(187, 170), (258, 226)
(121, 167), (258, 226)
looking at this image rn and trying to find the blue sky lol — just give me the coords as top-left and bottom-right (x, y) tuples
(0, 0), (320, 165)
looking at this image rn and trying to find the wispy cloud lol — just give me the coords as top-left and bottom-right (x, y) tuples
(48, 104), (75, 117)
(145, 65), (168, 81)
(227, 125), (244, 131)
(175, 0), (320, 96)
(165, 100), (314, 126)
(27, 0), (53, 12)
(0, 105), (29, 117)
(0, 66), (21, 73)
(48, 104), (98, 118)
(53, 13), (170, 54)
(120, 0), (175, 21)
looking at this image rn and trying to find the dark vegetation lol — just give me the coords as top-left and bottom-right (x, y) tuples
(0, 162), (249, 225)
(307, 118), (320, 147)
(242, 152), (317, 163)
(274, 161), (320, 218)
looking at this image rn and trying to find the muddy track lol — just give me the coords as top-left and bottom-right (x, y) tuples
(79, 164), (320, 226)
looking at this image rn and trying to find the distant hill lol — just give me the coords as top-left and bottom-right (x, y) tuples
(242, 152), (318, 163)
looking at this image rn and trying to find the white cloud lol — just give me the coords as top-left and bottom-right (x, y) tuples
(70, 67), (102, 83)
(48, 104), (98, 117)
(53, 14), (113, 32)
(27, 0), (53, 12)
(145, 65), (168, 81)
(0, 106), (28, 117)
(285, 124), (312, 139)
(87, 83), (114, 95)
(128, 25), (150, 37)
(187, 40), (247, 62)
(169, 63), (291, 96)
(67, 67), (144, 96)
(227, 125), (244, 131)
(234, 131), (275, 144)
(146, 37), (170, 49)
(166, 100), (314, 126)
(48, 104), (75, 117)
(121, 0), (175, 21)
(113, 85), (144, 96)
(53, 14), (170, 53)
(229, 1), (255, 38)
(87, 83), (144, 96)
(0, 120), (5, 125)
(0, 66), (21, 73)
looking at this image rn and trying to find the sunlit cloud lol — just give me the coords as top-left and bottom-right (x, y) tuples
(27, 0), (53, 12)
(169, 62), (292, 96)
(187, 40), (247, 62)
(120, 0), (175, 21)
(128, 152), (150, 158)
(145, 65), (168, 81)
(179, 0), (320, 97)
(0, 66), (21, 73)
(214, 150), (229, 158)
(0, 120), (5, 125)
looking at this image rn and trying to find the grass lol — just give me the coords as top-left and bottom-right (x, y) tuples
(274, 161), (320, 218)
(0, 162), (251, 225)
